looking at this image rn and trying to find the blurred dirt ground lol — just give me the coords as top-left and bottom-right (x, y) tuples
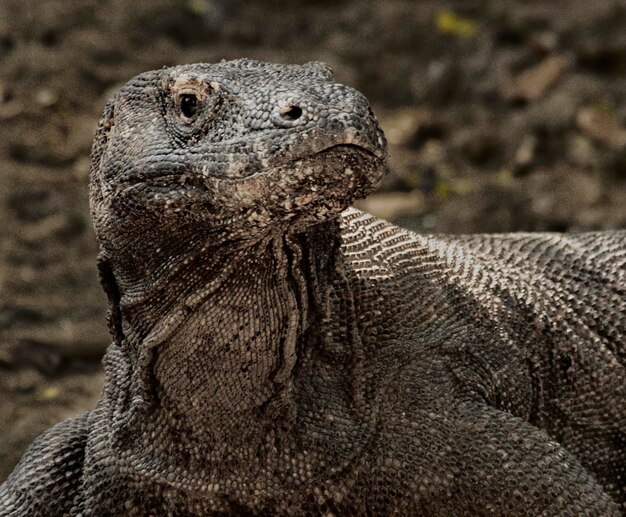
(1, 0), (625, 481)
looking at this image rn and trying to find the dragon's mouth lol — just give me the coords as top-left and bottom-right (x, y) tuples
(120, 141), (386, 188)
(111, 139), (387, 238)
(319, 142), (385, 160)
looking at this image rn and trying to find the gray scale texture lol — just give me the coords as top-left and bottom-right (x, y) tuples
(0, 59), (624, 516)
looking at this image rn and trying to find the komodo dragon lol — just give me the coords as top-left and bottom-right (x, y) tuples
(0, 59), (624, 516)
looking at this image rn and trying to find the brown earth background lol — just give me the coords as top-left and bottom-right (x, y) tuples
(1, 0), (625, 481)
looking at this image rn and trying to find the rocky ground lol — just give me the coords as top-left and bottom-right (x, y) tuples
(1, 0), (625, 481)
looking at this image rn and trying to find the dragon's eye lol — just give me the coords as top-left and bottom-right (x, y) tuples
(180, 93), (199, 119)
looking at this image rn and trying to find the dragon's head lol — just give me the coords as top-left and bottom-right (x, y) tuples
(90, 59), (387, 247)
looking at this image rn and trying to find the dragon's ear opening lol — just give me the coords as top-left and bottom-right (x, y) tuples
(97, 253), (124, 347)
(91, 100), (115, 168)
(89, 100), (115, 223)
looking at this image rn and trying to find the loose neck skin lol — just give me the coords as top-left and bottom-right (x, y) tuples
(107, 219), (341, 445)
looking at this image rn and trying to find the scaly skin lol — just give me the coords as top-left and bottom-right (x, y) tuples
(1, 59), (624, 516)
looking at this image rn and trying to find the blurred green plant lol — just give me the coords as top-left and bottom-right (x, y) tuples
(435, 10), (477, 39)
(187, 0), (210, 16)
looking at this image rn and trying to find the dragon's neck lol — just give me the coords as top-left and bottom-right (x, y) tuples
(112, 220), (341, 444)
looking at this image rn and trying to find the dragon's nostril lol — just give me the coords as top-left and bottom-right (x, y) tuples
(280, 105), (303, 121)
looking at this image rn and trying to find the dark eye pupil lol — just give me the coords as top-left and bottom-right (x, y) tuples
(180, 94), (198, 118)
